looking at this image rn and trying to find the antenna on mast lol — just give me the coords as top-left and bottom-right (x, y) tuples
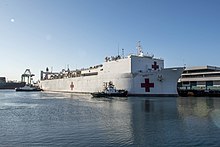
(136, 41), (144, 56)
(117, 43), (119, 56)
(122, 48), (124, 58)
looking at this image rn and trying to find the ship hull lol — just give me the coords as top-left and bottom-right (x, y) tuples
(39, 67), (183, 97)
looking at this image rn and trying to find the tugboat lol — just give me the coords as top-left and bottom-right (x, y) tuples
(91, 81), (128, 97)
(15, 69), (42, 92)
(15, 84), (42, 92)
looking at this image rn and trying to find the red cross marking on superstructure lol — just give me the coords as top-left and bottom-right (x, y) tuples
(152, 61), (159, 70)
(70, 82), (74, 90)
(141, 78), (154, 92)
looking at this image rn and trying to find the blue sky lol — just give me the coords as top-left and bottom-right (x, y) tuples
(0, 0), (220, 81)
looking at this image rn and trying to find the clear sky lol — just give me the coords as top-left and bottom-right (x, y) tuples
(0, 0), (220, 81)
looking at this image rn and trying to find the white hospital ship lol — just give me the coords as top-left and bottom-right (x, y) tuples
(39, 42), (184, 96)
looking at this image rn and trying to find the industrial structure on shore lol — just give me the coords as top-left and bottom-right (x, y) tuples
(0, 77), (25, 89)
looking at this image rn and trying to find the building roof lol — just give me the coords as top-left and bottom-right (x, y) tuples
(185, 65), (220, 71)
(179, 65), (220, 82)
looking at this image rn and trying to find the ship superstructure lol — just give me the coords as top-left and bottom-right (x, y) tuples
(40, 42), (184, 96)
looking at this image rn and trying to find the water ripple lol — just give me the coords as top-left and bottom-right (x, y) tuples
(0, 92), (220, 146)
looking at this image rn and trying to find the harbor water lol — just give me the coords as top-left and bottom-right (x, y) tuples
(0, 90), (220, 146)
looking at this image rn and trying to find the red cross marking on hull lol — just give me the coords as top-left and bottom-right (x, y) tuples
(70, 82), (74, 90)
(152, 61), (159, 70)
(141, 78), (154, 92)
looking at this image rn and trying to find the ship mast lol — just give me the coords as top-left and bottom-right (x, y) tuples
(136, 41), (144, 56)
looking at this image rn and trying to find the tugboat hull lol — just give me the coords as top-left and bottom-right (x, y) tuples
(91, 90), (128, 98)
(15, 88), (42, 92)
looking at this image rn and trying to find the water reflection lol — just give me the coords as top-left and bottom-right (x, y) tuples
(211, 109), (220, 128)
(129, 97), (220, 146)
(177, 97), (214, 117)
(177, 97), (220, 129)
(130, 98), (182, 146)
(142, 100), (154, 112)
(1, 91), (220, 146)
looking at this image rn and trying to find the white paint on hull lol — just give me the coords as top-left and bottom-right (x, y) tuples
(40, 68), (183, 96)
(39, 47), (184, 96)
